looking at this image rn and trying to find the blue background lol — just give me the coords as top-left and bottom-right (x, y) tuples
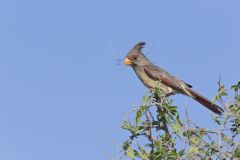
(0, 0), (239, 159)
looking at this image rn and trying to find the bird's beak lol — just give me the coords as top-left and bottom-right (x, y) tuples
(124, 58), (133, 65)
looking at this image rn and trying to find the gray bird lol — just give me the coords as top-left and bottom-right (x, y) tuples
(124, 42), (224, 115)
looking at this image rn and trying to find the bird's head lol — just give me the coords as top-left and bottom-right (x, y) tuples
(124, 42), (151, 67)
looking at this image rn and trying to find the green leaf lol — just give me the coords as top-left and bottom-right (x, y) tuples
(142, 94), (151, 104)
(188, 147), (199, 155)
(234, 148), (240, 158)
(213, 84), (228, 102)
(134, 145), (150, 160)
(135, 105), (149, 124)
(125, 145), (135, 158)
(231, 81), (240, 92)
(236, 95), (240, 103)
(167, 151), (177, 159)
(169, 119), (183, 138)
(138, 151), (150, 160)
(178, 149), (185, 156)
(211, 115), (221, 125)
(135, 109), (143, 124)
(121, 121), (132, 131)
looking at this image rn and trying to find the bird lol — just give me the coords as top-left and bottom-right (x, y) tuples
(124, 42), (224, 115)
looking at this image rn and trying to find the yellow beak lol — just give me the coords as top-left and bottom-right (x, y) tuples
(124, 58), (133, 65)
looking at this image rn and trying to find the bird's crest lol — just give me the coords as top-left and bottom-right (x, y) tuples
(132, 42), (146, 52)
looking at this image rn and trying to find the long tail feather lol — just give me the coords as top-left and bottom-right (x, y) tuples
(186, 88), (224, 115)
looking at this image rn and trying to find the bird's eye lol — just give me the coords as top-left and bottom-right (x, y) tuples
(132, 55), (137, 60)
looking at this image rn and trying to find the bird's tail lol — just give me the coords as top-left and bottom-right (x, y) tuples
(186, 88), (224, 115)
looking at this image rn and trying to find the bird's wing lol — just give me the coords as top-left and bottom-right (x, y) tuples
(143, 65), (185, 92)
(144, 65), (223, 114)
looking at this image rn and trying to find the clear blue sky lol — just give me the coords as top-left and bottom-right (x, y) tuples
(0, 0), (239, 160)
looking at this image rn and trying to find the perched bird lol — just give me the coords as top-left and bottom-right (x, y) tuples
(124, 42), (224, 115)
